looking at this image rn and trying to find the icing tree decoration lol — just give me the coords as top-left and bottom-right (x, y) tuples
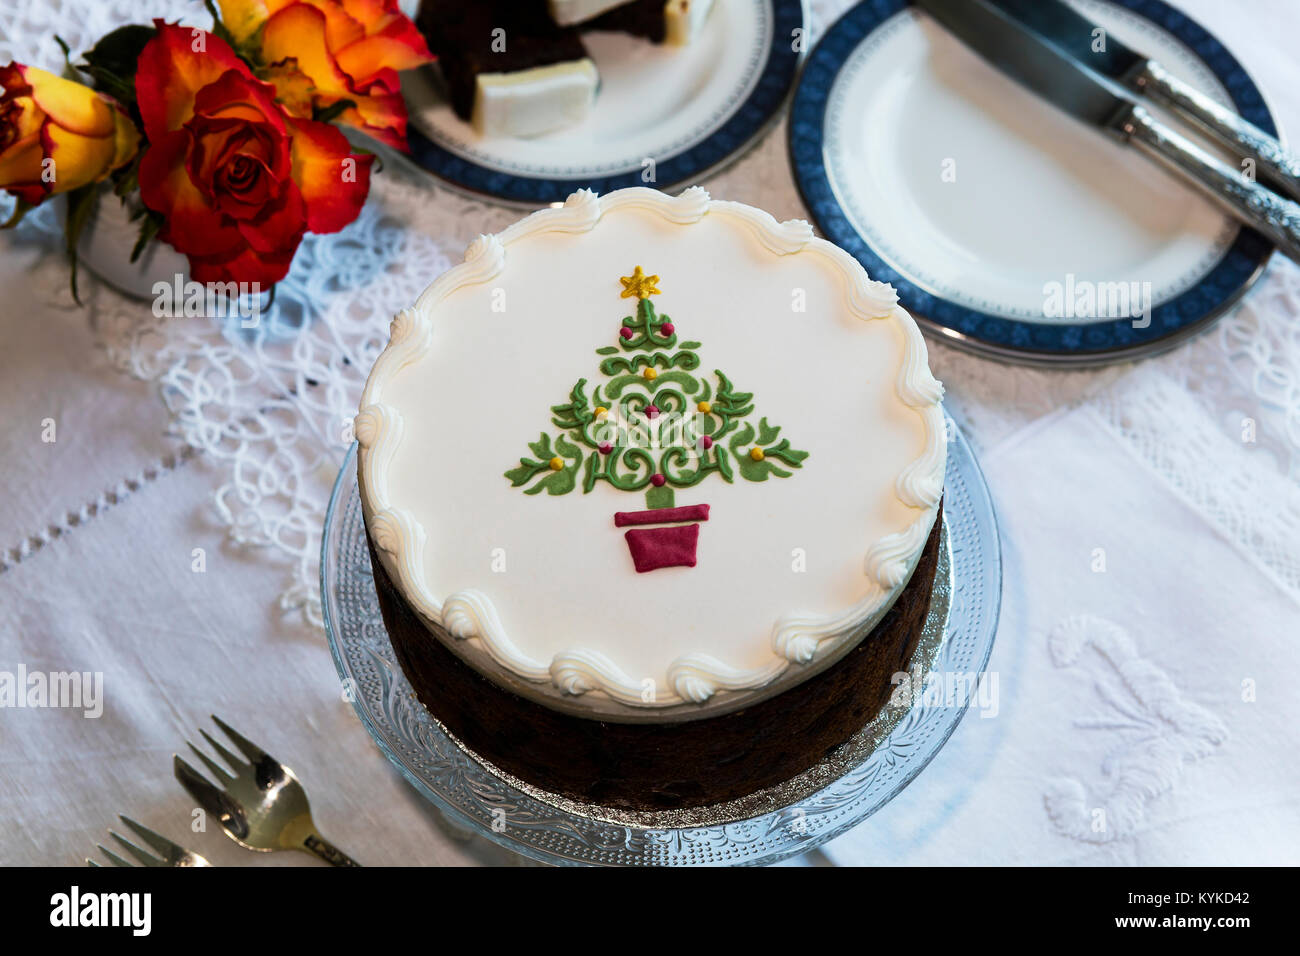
(505, 267), (809, 572)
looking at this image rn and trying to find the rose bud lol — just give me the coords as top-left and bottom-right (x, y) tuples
(0, 63), (139, 206)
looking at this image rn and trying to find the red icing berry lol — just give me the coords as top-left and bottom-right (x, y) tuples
(660, 322), (675, 336)
(619, 327), (634, 340)
(598, 442), (613, 455)
(651, 473), (666, 487)
(645, 405), (660, 419)
(699, 435), (713, 449)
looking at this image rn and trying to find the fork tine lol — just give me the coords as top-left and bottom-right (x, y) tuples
(211, 714), (269, 764)
(96, 844), (135, 868)
(86, 859), (102, 867)
(199, 729), (247, 775)
(118, 816), (182, 859)
(174, 754), (226, 807)
(174, 753), (241, 834)
(110, 830), (163, 867)
(188, 737), (236, 785)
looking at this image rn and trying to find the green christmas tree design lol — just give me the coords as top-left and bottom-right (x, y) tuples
(505, 266), (809, 512)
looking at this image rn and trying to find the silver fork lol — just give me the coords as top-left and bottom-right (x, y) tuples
(87, 816), (212, 867)
(174, 715), (361, 866)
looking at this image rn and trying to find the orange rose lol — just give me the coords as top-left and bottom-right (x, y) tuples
(0, 63), (139, 205)
(135, 22), (373, 285)
(219, 0), (433, 151)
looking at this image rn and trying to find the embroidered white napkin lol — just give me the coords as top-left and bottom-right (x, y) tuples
(822, 370), (1300, 865)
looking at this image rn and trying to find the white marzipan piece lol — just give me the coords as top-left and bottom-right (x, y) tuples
(471, 60), (598, 138)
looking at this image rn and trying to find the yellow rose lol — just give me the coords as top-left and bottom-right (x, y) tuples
(0, 63), (139, 206)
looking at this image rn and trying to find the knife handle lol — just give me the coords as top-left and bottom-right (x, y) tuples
(1129, 60), (1300, 204)
(1117, 103), (1300, 265)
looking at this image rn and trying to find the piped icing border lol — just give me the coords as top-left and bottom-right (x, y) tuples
(356, 187), (946, 708)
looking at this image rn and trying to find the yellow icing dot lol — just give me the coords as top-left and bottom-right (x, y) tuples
(549, 457), (565, 471)
(750, 447), (765, 462)
(595, 406), (608, 418)
(697, 401), (711, 413)
(643, 367), (658, 380)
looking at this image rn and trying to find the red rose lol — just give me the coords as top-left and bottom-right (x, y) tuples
(135, 21), (373, 285)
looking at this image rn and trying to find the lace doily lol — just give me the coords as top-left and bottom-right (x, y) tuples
(3, 0), (1296, 627)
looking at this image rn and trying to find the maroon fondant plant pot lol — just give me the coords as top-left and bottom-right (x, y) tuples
(624, 523), (700, 572)
(613, 504), (711, 573)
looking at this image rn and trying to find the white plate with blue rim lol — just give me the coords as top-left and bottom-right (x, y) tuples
(402, 0), (806, 206)
(789, 0), (1279, 365)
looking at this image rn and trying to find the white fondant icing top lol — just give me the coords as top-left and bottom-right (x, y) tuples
(357, 187), (946, 715)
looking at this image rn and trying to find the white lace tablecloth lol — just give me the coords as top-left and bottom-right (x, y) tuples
(1, 0), (1296, 866)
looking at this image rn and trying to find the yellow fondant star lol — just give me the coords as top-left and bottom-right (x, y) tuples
(619, 266), (661, 300)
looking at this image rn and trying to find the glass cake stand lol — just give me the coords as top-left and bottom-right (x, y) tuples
(322, 420), (1001, 866)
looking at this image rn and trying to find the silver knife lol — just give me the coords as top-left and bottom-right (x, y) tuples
(986, 0), (1300, 203)
(916, 0), (1300, 264)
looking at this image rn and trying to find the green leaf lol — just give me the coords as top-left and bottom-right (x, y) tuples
(715, 446), (734, 483)
(509, 430), (584, 495)
(526, 432), (553, 460)
(729, 424), (804, 482)
(679, 341), (702, 350)
(543, 466), (576, 495)
(521, 463), (576, 496)
(54, 35), (76, 74)
(1, 197), (34, 230)
(78, 25), (155, 108)
(313, 99), (357, 125)
(504, 462), (544, 487)
(551, 379), (593, 431)
(63, 184), (99, 305)
(595, 346), (619, 356)
(714, 370), (754, 416)
(766, 440), (809, 467)
(756, 417), (781, 445)
(112, 152), (142, 198)
(129, 210), (164, 263)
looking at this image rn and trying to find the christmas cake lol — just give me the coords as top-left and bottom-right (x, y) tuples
(356, 187), (947, 810)
(417, 0), (716, 137)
